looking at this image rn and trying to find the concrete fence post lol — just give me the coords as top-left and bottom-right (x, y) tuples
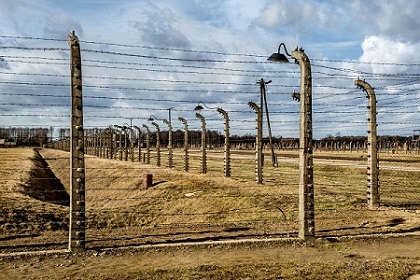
(196, 113), (207, 174)
(151, 122), (161, 167)
(163, 119), (173, 168)
(115, 127), (123, 160)
(217, 108), (231, 177)
(142, 124), (151, 164)
(128, 126), (134, 162)
(292, 49), (315, 243)
(123, 126), (128, 161)
(133, 126), (142, 162)
(248, 101), (262, 184)
(178, 117), (189, 172)
(355, 79), (379, 207)
(68, 31), (86, 252)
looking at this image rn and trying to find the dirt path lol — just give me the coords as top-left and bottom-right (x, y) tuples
(1, 235), (419, 279)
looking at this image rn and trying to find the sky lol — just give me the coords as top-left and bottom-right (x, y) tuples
(1, 0), (420, 139)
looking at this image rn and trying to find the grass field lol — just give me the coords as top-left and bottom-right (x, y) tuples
(1, 147), (419, 247)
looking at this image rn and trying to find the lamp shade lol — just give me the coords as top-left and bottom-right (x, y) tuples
(267, 52), (289, 63)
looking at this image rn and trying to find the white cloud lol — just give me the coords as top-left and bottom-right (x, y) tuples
(252, 0), (340, 33)
(253, 0), (306, 30)
(359, 35), (420, 73)
(0, 0), (83, 38)
(351, 0), (420, 42)
(221, 0), (264, 29)
(130, 3), (191, 48)
(42, 10), (83, 39)
(0, 0), (26, 16)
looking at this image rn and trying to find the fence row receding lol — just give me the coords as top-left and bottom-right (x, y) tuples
(0, 33), (419, 253)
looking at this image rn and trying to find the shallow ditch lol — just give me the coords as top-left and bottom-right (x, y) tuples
(0, 149), (69, 236)
(20, 149), (70, 207)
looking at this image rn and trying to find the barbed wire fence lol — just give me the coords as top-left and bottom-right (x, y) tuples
(0, 34), (419, 253)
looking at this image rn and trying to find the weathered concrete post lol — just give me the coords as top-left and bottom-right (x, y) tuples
(94, 129), (99, 157)
(142, 124), (150, 164)
(68, 31), (85, 252)
(355, 79), (379, 207)
(248, 101), (262, 184)
(292, 48), (315, 243)
(178, 117), (189, 172)
(128, 126), (134, 162)
(102, 130), (107, 158)
(99, 130), (104, 158)
(217, 108), (231, 177)
(133, 126), (142, 162)
(151, 122), (161, 167)
(122, 126), (128, 161)
(268, 44), (315, 242)
(163, 119), (173, 168)
(97, 130), (102, 157)
(104, 128), (109, 158)
(110, 127), (116, 159)
(113, 126), (123, 160)
(195, 112), (207, 174)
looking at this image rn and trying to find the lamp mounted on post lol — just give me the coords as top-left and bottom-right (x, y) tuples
(123, 123), (134, 162)
(113, 125), (125, 161)
(267, 43), (291, 63)
(149, 111), (172, 123)
(133, 125), (142, 162)
(268, 43), (315, 243)
(194, 102), (215, 151)
(194, 104), (205, 111)
(194, 101), (231, 177)
(148, 115), (158, 122)
(194, 101), (216, 111)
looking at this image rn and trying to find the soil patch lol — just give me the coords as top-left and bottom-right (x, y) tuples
(0, 235), (419, 279)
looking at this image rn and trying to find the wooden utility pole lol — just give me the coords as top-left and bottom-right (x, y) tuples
(258, 79), (277, 167)
(68, 31), (86, 252)
(355, 79), (379, 207)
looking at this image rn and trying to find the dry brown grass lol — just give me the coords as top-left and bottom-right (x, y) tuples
(1, 147), (419, 248)
(37, 148), (420, 240)
(40, 148), (298, 237)
(0, 148), (33, 205)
